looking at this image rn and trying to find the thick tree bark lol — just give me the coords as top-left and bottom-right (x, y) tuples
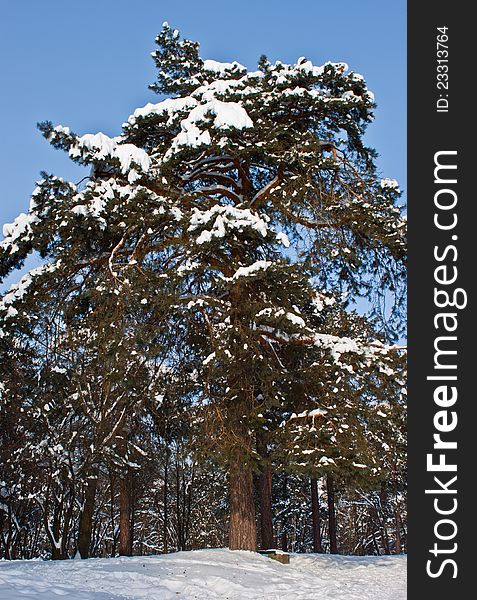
(326, 474), (338, 554)
(118, 472), (132, 556)
(229, 448), (257, 551)
(77, 475), (98, 558)
(227, 385), (257, 551)
(310, 477), (323, 553)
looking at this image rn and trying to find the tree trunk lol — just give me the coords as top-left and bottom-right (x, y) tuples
(227, 387), (257, 551)
(163, 445), (169, 553)
(109, 471), (118, 557)
(256, 432), (274, 550)
(50, 544), (63, 560)
(229, 448), (257, 551)
(184, 466), (195, 550)
(175, 457), (181, 551)
(310, 477), (323, 553)
(258, 462), (274, 550)
(280, 473), (289, 552)
(77, 475), (98, 558)
(118, 472), (132, 556)
(47, 495), (67, 560)
(61, 489), (75, 559)
(375, 486), (390, 554)
(326, 474), (338, 554)
(395, 507), (402, 554)
(130, 473), (135, 556)
(393, 465), (402, 554)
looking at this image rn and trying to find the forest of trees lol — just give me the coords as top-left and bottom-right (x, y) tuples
(0, 24), (406, 560)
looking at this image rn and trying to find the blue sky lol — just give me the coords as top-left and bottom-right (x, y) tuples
(0, 0), (406, 233)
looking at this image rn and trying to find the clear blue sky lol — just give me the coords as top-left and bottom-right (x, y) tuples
(0, 0), (406, 230)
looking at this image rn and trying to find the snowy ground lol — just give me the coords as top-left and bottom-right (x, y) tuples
(0, 548), (406, 600)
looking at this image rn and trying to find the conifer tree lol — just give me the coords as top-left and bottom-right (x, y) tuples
(0, 24), (406, 553)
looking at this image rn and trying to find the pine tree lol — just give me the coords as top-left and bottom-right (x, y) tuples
(0, 24), (406, 553)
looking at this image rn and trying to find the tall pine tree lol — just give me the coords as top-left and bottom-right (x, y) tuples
(1, 24), (406, 552)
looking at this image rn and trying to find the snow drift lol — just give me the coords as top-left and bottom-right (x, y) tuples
(0, 548), (406, 600)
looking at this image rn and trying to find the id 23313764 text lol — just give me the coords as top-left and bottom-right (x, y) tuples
(436, 26), (449, 113)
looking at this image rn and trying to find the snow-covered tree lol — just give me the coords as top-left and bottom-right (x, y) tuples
(0, 24), (406, 553)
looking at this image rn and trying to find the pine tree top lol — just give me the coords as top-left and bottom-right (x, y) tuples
(1, 25), (406, 342)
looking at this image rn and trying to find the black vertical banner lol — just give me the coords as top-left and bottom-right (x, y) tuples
(408, 2), (474, 597)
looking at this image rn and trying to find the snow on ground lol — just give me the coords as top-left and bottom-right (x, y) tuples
(0, 548), (406, 600)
